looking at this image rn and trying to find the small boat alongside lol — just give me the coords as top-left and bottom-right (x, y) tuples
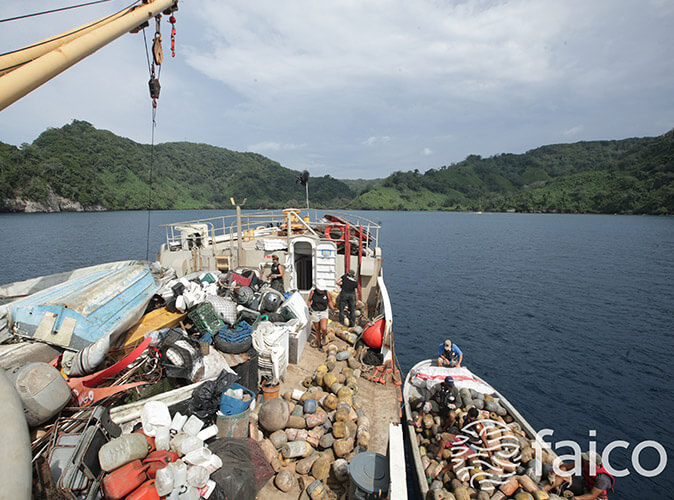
(403, 359), (558, 500)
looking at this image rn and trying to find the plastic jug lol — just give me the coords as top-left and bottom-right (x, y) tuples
(101, 459), (148, 500)
(99, 433), (149, 472)
(143, 450), (180, 479)
(125, 480), (160, 500)
(155, 426), (170, 451)
(182, 415), (204, 436)
(155, 466), (174, 496)
(170, 412), (188, 435)
(141, 401), (172, 437)
(171, 433), (203, 456)
(196, 424), (218, 442)
(183, 447), (212, 467)
(187, 465), (209, 488)
(169, 460), (187, 488)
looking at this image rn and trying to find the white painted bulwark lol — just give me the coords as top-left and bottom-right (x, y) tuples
(388, 423), (408, 500)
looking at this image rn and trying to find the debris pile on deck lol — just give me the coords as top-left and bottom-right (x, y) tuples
(0, 262), (397, 499)
(409, 379), (561, 500)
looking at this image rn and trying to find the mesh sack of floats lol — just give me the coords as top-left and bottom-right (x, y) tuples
(205, 295), (238, 325)
(188, 302), (225, 336)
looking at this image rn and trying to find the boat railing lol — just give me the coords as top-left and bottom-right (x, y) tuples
(160, 209), (381, 251)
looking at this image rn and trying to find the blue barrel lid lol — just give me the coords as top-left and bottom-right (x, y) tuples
(348, 452), (389, 494)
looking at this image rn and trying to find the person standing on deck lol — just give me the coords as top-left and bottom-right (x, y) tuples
(438, 339), (463, 367)
(307, 281), (334, 350)
(269, 254), (285, 293)
(336, 269), (358, 326)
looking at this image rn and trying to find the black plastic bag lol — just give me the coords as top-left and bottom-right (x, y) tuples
(208, 438), (274, 500)
(188, 369), (238, 425)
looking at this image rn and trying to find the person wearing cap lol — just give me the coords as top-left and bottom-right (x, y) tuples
(336, 269), (358, 327)
(437, 339), (463, 367)
(307, 281), (334, 350)
(268, 254), (285, 293)
(543, 451), (615, 499)
(432, 375), (462, 431)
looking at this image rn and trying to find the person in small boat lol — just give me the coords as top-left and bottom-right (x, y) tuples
(437, 339), (463, 367)
(268, 254), (285, 293)
(459, 407), (492, 457)
(543, 451), (615, 499)
(336, 269), (358, 326)
(307, 281), (334, 350)
(432, 376), (462, 431)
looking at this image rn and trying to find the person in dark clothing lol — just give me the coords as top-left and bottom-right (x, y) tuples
(336, 269), (358, 326)
(268, 254), (285, 293)
(432, 376), (462, 431)
(307, 281), (334, 350)
(544, 451), (615, 499)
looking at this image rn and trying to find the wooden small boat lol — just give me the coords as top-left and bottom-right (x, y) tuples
(403, 360), (557, 499)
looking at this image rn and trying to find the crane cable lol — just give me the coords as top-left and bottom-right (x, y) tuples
(143, 16), (161, 261)
(141, 11), (177, 260)
(0, 0), (118, 23)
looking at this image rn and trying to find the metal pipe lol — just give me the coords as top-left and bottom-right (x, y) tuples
(236, 204), (242, 267)
(0, 0), (178, 111)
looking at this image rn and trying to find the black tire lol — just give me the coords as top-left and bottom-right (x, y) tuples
(214, 336), (252, 354)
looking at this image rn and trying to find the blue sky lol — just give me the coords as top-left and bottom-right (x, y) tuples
(1, 0), (673, 179)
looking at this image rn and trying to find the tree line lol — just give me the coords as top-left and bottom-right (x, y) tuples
(1, 120), (672, 215)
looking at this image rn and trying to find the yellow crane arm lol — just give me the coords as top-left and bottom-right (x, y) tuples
(0, 0), (178, 111)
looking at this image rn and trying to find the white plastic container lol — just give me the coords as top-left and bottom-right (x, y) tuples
(171, 433), (203, 456)
(170, 412), (188, 435)
(178, 486), (200, 500)
(196, 424), (218, 442)
(187, 465), (209, 488)
(98, 433), (149, 472)
(155, 426), (171, 451)
(203, 454), (223, 474)
(140, 401), (171, 437)
(183, 447), (212, 467)
(182, 415), (205, 436)
(155, 465), (174, 496)
(170, 460), (187, 488)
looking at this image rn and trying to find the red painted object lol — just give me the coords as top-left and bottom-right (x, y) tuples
(101, 460), (148, 500)
(143, 450), (180, 478)
(362, 318), (385, 349)
(125, 480), (160, 500)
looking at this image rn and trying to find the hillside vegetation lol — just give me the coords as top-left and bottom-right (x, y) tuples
(0, 120), (354, 211)
(1, 120), (672, 214)
(350, 130), (674, 215)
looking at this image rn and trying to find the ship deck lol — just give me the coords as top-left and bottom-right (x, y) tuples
(257, 336), (401, 499)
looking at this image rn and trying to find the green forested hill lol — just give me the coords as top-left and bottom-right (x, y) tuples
(0, 120), (355, 211)
(350, 130), (674, 214)
(1, 120), (672, 214)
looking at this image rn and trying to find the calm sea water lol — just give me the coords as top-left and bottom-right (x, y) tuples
(1, 210), (672, 498)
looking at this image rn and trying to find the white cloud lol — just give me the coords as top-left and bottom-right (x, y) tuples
(362, 136), (391, 146)
(563, 125), (584, 136)
(248, 141), (306, 152)
(1, 0), (672, 178)
(423, 148), (433, 156)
